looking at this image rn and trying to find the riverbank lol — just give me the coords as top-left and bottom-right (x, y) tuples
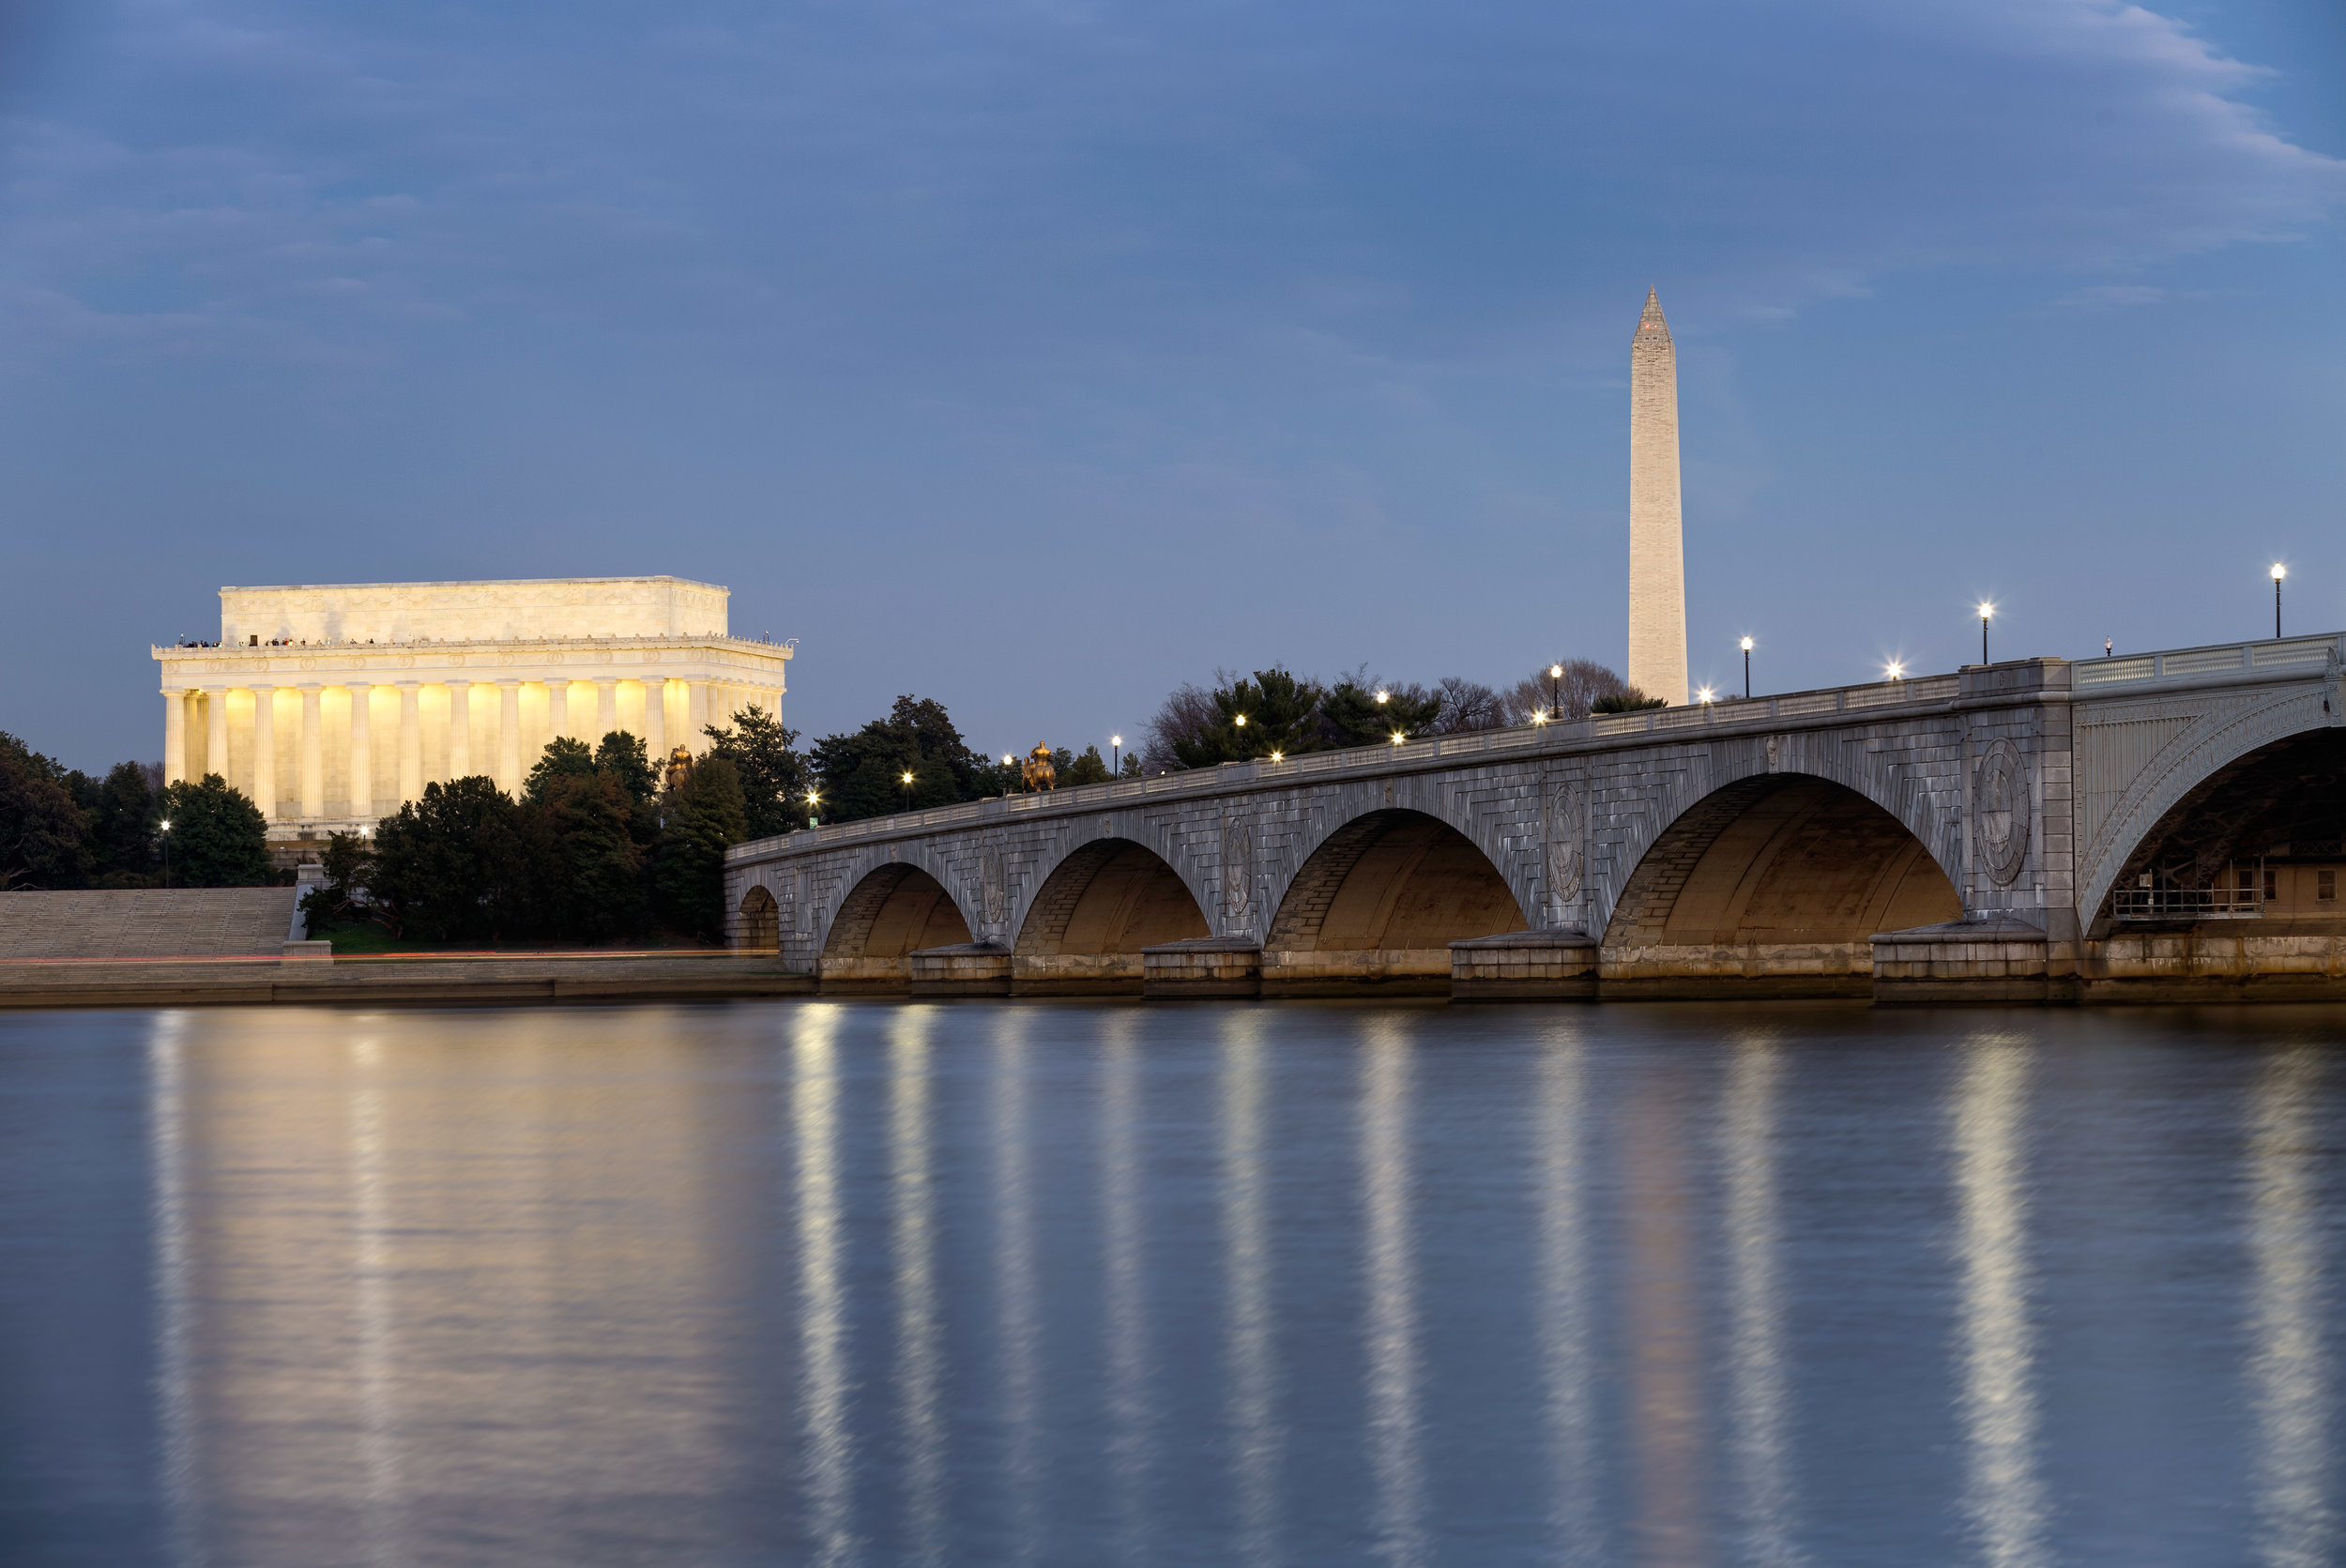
(0, 951), (813, 1009)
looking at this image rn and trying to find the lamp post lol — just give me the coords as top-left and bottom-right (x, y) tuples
(2272, 563), (2286, 638)
(805, 788), (821, 828)
(1739, 637), (1753, 699)
(1112, 734), (1122, 777)
(1886, 660), (1906, 681)
(1978, 601), (1994, 665)
(159, 817), (171, 890)
(901, 770), (915, 814)
(1546, 664), (1562, 717)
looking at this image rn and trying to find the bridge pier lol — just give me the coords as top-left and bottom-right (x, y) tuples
(1869, 917), (2071, 1004)
(1141, 937), (1262, 998)
(906, 943), (1013, 997)
(1449, 931), (1599, 1000)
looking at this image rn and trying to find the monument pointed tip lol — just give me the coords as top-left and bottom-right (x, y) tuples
(1639, 287), (1667, 325)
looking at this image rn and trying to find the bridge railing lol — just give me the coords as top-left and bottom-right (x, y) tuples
(727, 671), (1965, 860)
(2075, 632), (2344, 692)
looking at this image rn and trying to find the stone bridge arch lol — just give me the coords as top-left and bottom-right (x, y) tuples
(2076, 681), (2341, 924)
(814, 846), (981, 991)
(1247, 773), (1551, 949)
(1012, 832), (1212, 992)
(1595, 737), (1961, 981)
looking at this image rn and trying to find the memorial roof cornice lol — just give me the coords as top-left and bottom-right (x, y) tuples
(152, 632), (794, 676)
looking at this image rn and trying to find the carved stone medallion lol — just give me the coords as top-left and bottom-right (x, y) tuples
(1222, 816), (1254, 922)
(1973, 738), (2031, 886)
(981, 843), (1006, 926)
(1546, 780), (1584, 912)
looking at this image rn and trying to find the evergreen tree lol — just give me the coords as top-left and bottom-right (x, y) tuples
(0, 736), (89, 890)
(157, 775), (270, 887)
(702, 707), (811, 839)
(524, 736), (596, 804)
(368, 777), (537, 944)
(538, 770), (647, 938)
(656, 756), (749, 939)
(1171, 669), (1326, 766)
(1059, 745), (1112, 786)
(812, 695), (986, 821)
(90, 761), (161, 883)
(1321, 681), (1442, 747)
(593, 731), (660, 827)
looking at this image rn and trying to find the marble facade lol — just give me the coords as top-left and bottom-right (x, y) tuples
(155, 576), (791, 845)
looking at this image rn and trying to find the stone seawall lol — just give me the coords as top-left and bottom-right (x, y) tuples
(0, 953), (812, 1010)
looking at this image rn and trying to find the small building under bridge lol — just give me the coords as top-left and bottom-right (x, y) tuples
(724, 632), (2346, 1003)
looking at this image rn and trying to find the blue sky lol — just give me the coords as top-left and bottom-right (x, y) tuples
(4, 0), (2342, 770)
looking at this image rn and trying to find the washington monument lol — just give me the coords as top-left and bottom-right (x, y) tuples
(1628, 288), (1686, 705)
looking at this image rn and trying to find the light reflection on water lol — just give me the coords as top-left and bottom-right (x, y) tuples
(2, 1001), (2341, 1567)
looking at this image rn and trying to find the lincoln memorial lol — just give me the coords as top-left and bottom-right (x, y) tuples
(153, 576), (793, 848)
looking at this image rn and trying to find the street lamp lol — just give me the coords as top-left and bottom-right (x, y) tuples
(159, 817), (171, 890)
(1111, 734), (1122, 776)
(1547, 663), (1563, 715)
(1390, 731), (1407, 746)
(1531, 708), (1549, 726)
(1696, 686), (1715, 705)
(1268, 750), (1283, 763)
(1886, 660), (1906, 680)
(900, 769), (915, 814)
(804, 788), (821, 827)
(1977, 602), (1994, 665)
(2272, 563), (2286, 638)
(1739, 637), (1753, 699)
(1374, 690), (1389, 707)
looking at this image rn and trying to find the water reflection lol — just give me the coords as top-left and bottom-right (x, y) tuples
(3, 1000), (2334, 1566)
(795, 1005), (855, 1566)
(1725, 1037), (1801, 1568)
(992, 1013), (1041, 1565)
(1953, 1038), (2049, 1568)
(2248, 1046), (2334, 1568)
(1221, 1012), (1280, 1568)
(346, 1036), (403, 1565)
(148, 1014), (205, 1568)
(888, 1008), (945, 1567)
(1101, 1012), (1151, 1563)
(1624, 1057), (1706, 1568)
(1538, 1032), (1602, 1564)
(1361, 1015), (1426, 1568)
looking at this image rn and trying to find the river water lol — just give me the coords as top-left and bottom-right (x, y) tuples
(0, 1000), (2338, 1567)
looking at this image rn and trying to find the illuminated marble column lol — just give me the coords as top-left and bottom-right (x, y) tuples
(446, 683), (472, 779)
(688, 680), (711, 752)
(496, 681), (523, 793)
(346, 683), (373, 820)
(396, 684), (422, 803)
(593, 679), (617, 745)
(205, 688), (229, 784)
(642, 679), (667, 761)
(251, 686), (278, 821)
(546, 679), (570, 747)
(298, 686), (326, 820)
(163, 690), (189, 786)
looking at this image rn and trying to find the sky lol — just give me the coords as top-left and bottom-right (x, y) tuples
(3, 0), (2343, 772)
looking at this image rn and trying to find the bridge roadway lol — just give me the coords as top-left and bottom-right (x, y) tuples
(724, 632), (2346, 1003)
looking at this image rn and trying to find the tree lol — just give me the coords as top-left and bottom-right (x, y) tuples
(0, 738), (89, 890)
(1322, 680), (1441, 748)
(301, 829), (392, 936)
(656, 756), (749, 939)
(1432, 677), (1508, 733)
(593, 731), (660, 830)
(524, 736), (597, 804)
(702, 707), (811, 840)
(1172, 669), (1327, 766)
(157, 775), (270, 887)
(1592, 691), (1668, 713)
(812, 695), (986, 821)
(89, 761), (161, 884)
(1503, 660), (1637, 723)
(368, 776), (537, 944)
(532, 771), (644, 938)
(1060, 745), (1112, 786)
(1143, 681), (1222, 771)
